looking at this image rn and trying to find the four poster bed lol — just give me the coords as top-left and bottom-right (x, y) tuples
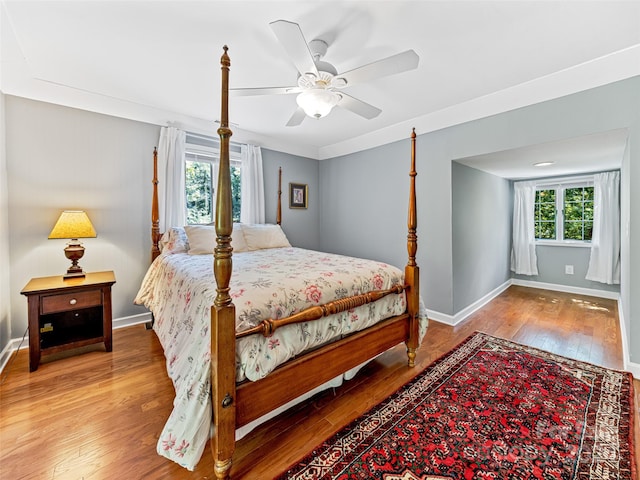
(134, 46), (426, 479)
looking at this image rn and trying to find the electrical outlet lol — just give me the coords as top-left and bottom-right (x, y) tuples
(565, 265), (574, 275)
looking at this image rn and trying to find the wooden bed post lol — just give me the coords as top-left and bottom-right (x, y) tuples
(151, 147), (161, 262)
(211, 45), (237, 480)
(405, 128), (420, 367)
(277, 166), (282, 225)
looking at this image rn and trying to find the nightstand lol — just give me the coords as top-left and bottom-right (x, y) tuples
(21, 271), (116, 371)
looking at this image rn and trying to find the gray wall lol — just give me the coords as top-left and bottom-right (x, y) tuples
(319, 138), (414, 269)
(4, 77), (640, 368)
(4, 97), (318, 346)
(620, 139), (631, 362)
(6, 96), (159, 336)
(319, 76), (639, 366)
(318, 135), (455, 316)
(452, 162), (512, 313)
(513, 244), (620, 294)
(0, 92), (10, 354)
(262, 148), (320, 250)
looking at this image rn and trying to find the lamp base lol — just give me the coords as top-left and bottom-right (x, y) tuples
(63, 241), (86, 280)
(63, 269), (86, 279)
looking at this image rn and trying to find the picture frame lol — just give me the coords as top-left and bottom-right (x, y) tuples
(289, 182), (308, 209)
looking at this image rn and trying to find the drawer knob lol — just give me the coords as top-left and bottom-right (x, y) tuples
(69, 298), (77, 305)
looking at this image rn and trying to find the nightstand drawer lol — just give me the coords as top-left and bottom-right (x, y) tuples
(41, 290), (102, 314)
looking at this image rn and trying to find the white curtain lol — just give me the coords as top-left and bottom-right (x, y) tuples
(157, 126), (186, 231)
(511, 181), (538, 275)
(240, 144), (265, 224)
(586, 171), (620, 284)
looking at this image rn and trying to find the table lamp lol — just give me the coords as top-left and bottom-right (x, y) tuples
(48, 210), (97, 279)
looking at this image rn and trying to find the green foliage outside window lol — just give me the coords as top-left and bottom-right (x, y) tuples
(564, 186), (593, 241)
(186, 160), (213, 224)
(186, 159), (242, 225)
(534, 185), (593, 242)
(230, 165), (241, 223)
(534, 189), (556, 239)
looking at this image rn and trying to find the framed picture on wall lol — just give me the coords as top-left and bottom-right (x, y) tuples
(289, 182), (308, 209)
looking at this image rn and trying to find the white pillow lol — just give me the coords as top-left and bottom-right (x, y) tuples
(242, 224), (291, 250)
(184, 224), (249, 254)
(159, 227), (189, 254)
(231, 224), (250, 252)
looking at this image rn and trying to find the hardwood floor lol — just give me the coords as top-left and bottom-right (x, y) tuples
(1, 285), (638, 479)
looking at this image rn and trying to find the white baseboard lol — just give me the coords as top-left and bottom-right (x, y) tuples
(427, 279), (621, 326)
(0, 334), (28, 374)
(615, 298), (639, 378)
(424, 310), (455, 326)
(626, 361), (640, 379)
(114, 312), (152, 330)
(426, 279), (634, 378)
(0, 312), (152, 376)
(427, 279), (620, 326)
(427, 280), (512, 327)
(510, 278), (620, 300)
(0, 343), (10, 373)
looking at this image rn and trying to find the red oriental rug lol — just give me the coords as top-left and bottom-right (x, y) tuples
(278, 332), (636, 480)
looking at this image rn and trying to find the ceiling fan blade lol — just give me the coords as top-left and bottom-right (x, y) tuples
(270, 20), (319, 78)
(336, 50), (419, 86)
(286, 107), (306, 127)
(338, 93), (382, 120)
(230, 86), (301, 97)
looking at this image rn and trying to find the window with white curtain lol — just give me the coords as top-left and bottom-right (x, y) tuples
(512, 171), (620, 283)
(184, 134), (242, 225)
(534, 178), (594, 244)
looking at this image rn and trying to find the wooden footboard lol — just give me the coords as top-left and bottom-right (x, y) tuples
(235, 284), (405, 339)
(235, 313), (411, 427)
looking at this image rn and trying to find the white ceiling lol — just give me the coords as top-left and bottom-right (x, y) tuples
(456, 128), (629, 180)
(1, 1), (640, 170)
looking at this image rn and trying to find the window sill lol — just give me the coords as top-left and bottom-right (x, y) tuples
(535, 241), (591, 248)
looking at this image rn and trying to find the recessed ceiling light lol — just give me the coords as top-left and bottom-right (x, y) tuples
(533, 161), (555, 167)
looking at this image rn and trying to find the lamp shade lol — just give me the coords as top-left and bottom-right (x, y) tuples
(48, 211), (97, 239)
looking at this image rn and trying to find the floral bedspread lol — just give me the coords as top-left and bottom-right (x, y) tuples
(134, 247), (428, 470)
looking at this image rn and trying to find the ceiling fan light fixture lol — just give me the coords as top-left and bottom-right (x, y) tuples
(296, 89), (341, 119)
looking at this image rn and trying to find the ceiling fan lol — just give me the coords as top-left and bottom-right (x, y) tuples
(230, 20), (420, 126)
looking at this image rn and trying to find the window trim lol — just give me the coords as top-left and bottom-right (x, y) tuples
(184, 135), (242, 225)
(185, 143), (242, 162)
(533, 175), (594, 245)
(535, 239), (592, 248)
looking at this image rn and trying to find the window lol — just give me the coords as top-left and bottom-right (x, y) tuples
(184, 135), (242, 225)
(564, 186), (594, 241)
(534, 189), (556, 239)
(534, 181), (593, 243)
